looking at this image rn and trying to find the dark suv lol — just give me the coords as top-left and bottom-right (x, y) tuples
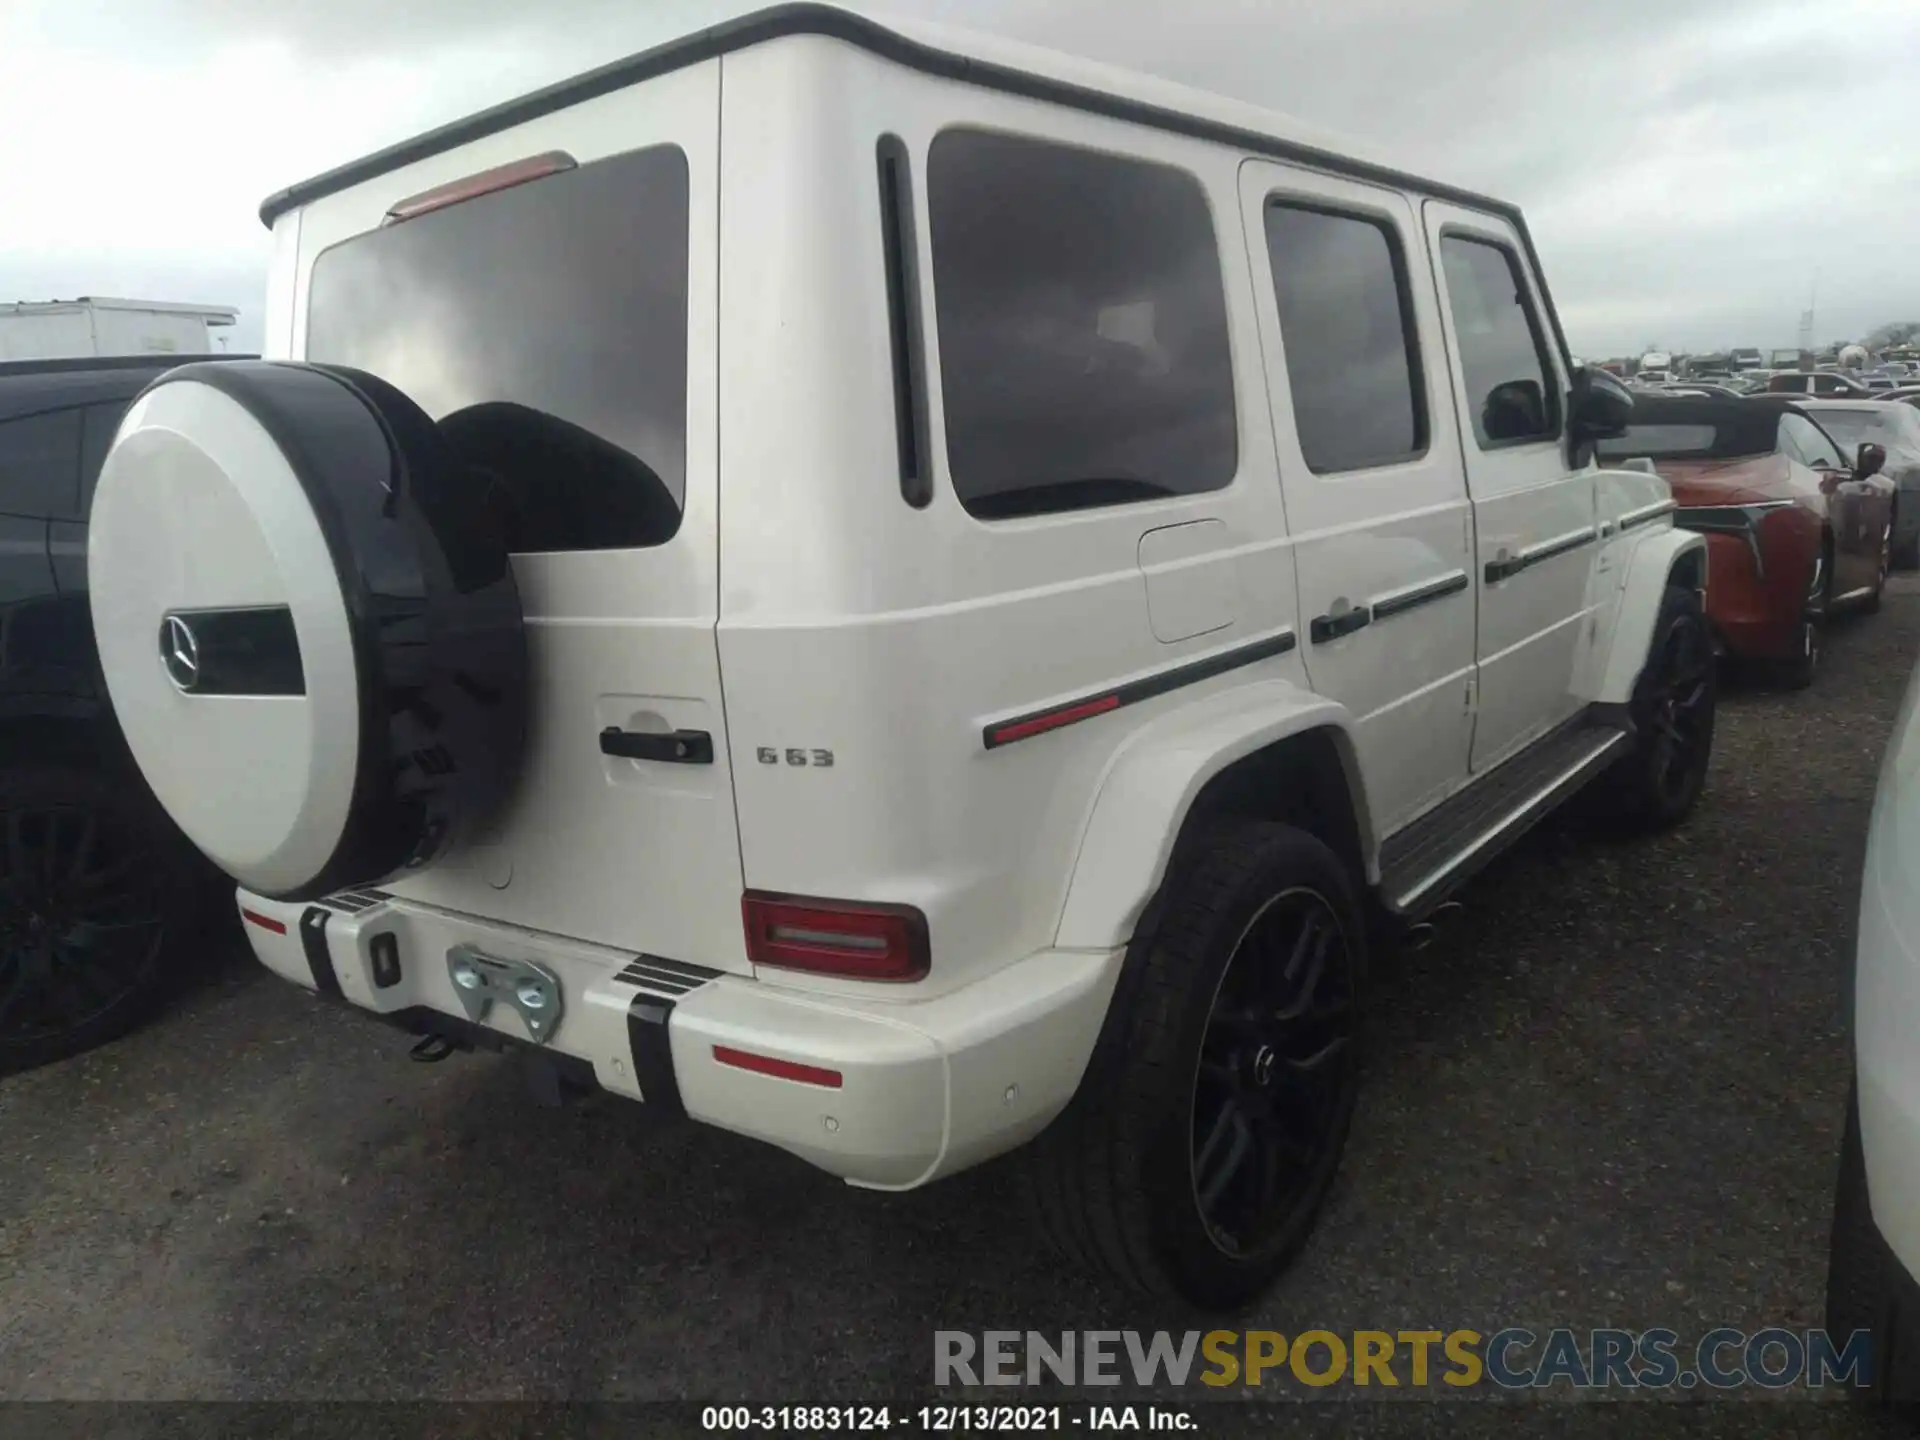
(1, 353), (250, 1072)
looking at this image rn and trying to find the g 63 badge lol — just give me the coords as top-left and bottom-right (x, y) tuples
(758, 747), (835, 767)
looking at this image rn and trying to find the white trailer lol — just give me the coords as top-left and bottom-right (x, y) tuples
(0, 297), (238, 361)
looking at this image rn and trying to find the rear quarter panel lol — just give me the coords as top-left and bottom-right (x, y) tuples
(715, 38), (1308, 1001)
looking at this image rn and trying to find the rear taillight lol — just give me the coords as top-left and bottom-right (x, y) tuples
(741, 892), (930, 982)
(383, 150), (577, 225)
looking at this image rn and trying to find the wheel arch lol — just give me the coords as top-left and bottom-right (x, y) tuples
(1054, 685), (1376, 952)
(1595, 527), (1708, 705)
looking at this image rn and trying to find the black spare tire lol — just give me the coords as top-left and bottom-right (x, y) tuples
(87, 360), (528, 902)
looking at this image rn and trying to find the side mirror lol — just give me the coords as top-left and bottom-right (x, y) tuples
(1855, 441), (1887, 480)
(1483, 379), (1548, 441)
(1568, 364), (1634, 444)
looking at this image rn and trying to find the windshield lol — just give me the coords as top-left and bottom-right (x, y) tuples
(1808, 408), (1894, 450)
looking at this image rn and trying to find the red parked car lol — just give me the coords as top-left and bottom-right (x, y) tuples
(1596, 394), (1895, 686)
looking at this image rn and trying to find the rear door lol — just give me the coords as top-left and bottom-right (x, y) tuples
(1423, 202), (1595, 772)
(290, 61), (751, 972)
(1240, 162), (1475, 834)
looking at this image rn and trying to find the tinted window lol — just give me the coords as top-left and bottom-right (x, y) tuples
(307, 144), (690, 552)
(80, 402), (129, 513)
(1264, 202), (1424, 473)
(927, 129), (1236, 520)
(1438, 235), (1559, 447)
(0, 408), (82, 520)
(1780, 412), (1845, 469)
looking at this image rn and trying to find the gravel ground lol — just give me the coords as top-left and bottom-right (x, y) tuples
(4, 581), (1919, 1437)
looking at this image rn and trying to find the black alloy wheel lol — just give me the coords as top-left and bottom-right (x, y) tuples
(1190, 885), (1359, 1260)
(1600, 584), (1717, 833)
(0, 766), (185, 1075)
(1641, 604), (1716, 815)
(1022, 821), (1366, 1309)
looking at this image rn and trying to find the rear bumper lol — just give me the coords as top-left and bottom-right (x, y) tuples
(235, 890), (1123, 1190)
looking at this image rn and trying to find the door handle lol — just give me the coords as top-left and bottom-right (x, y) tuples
(1485, 547), (1520, 584)
(600, 727), (714, 764)
(1309, 604), (1373, 645)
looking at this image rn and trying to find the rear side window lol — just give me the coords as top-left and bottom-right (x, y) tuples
(0, 408), (82, 520)
(927, 129), (1237, 520)
(1438, 234), (1560, 448)
(1264, 202), (1425, 473)
(307, 144), (690, 553)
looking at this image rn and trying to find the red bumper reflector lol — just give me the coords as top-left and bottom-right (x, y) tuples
(742, 892), (930, 981)
(712, 1045), (844, 1089)
(241, 908), (287, 935)
(988, 693), (1120, 747)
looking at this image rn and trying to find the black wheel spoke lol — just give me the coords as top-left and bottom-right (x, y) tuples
(1282, 1032), (1351, 1075)
(65, 850), (151, 902)
(1273, 917), (1331, 1022)
(1252, 1103), (1318, 1168)
(53, 945), (129, 1013)
(1190, 886), (1359, 1258)
(1197, 1104), (1255, 1212)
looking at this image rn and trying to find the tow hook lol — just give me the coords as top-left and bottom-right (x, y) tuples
(409, 1034), (457, 1064)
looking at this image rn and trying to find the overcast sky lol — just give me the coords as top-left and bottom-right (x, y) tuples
(4, 0), (1915, 360)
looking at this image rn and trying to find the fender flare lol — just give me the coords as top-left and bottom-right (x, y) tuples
(1595, 526), (1707, 704)
(1054, 680), (1373, 951)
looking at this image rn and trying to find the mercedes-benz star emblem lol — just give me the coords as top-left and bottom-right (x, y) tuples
(161, 613), (202, 691)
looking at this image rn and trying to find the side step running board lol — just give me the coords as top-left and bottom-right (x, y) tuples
(1379, 723), (1631, 918)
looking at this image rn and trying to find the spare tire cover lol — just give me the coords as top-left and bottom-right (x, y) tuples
(88, 360), (528, 902)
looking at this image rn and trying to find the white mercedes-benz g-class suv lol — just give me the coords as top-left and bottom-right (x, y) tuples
(87, 4), (1712, 1308)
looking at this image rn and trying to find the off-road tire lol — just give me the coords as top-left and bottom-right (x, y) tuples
(1021, 821), (1365, 1311)
(1601, 584), (1717, 834)
(0, 763), (202, 1076)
